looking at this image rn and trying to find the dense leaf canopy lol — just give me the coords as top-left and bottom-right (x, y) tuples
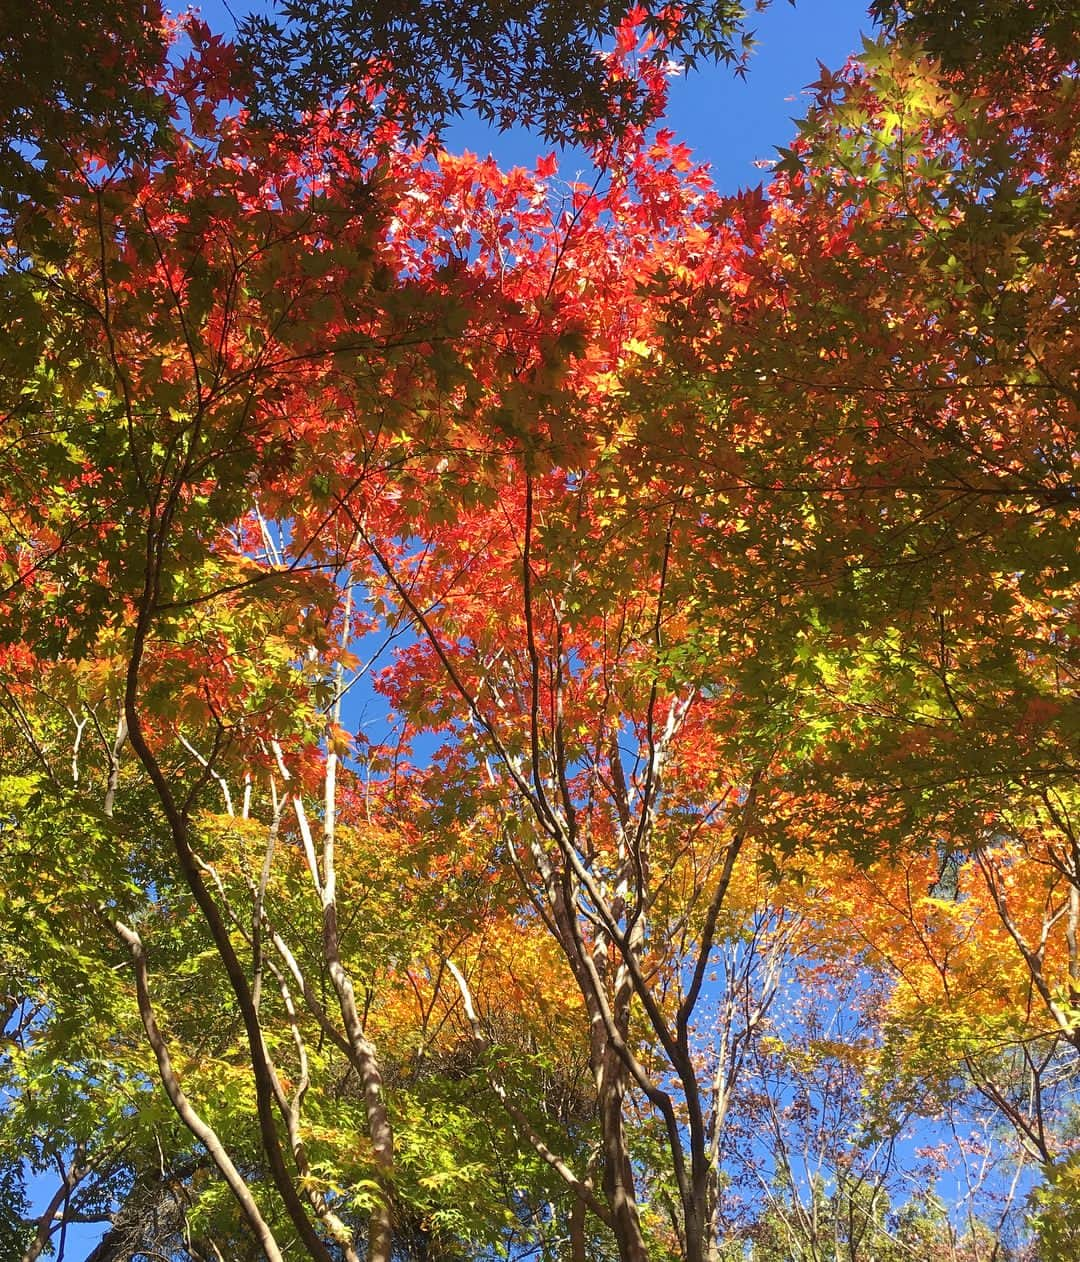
(0, 2), (1077, 1260)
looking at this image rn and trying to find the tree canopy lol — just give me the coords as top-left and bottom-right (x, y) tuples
(0, 2), (1077, 1260)
(239, 0), (767, 139)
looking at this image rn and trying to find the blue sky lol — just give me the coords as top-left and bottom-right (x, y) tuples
(649, 0), (871, 187)
(27, 2), (873, 1256)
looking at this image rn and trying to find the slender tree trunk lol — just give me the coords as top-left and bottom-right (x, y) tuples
(569, 1188), (587, 1262)
(594, 926), (650, 1262)
(282, 730), (395, 1262)
(20, 1159), (85, 1262)
(113, 919), (286, 1262)
(125, 548), (334, 1262)
(597, 1057), (649, 1262)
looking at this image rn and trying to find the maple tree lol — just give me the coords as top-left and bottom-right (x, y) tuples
(0, 3), (1077, 1261)
(241, 0), (769, 141)
(0, 0), (169, 200)
(870, 0), (1078, 68)
(647, 14), (1080, 1252)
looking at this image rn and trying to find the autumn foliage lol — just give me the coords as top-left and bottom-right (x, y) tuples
(0, 4), (1077, 1260)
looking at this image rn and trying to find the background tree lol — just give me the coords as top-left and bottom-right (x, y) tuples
(645, 21), (1078, 1249)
